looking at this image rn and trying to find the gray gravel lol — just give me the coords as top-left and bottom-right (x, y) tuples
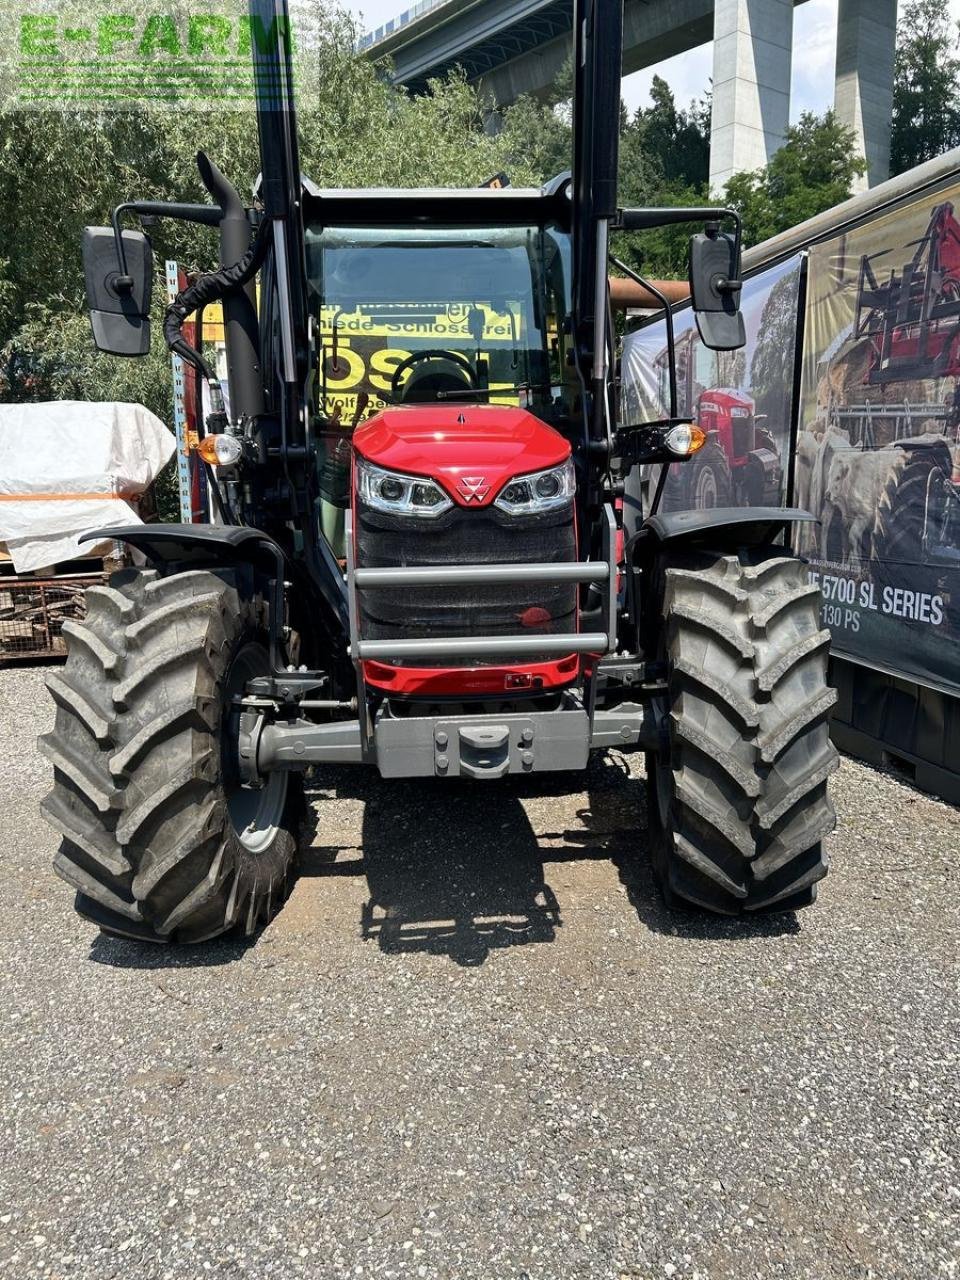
(1, 664), (958, 1280)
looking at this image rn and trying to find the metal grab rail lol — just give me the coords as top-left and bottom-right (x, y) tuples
(353, 562), (610, 588)
(354, 633), (608, 660)
(344, 504), (619, 674)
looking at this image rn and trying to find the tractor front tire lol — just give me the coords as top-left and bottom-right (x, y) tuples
(661, 441), (733, 513)
(41, 568), (302, 944)
(645, 548), (839, 914)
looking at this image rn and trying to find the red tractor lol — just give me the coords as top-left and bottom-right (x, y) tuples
(655, 329), (782, 511)
(857, 200), (960, 388)
(39, 0), (837, 942)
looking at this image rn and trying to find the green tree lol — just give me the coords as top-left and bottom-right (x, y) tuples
(891, 0), (960, 176)
(721, 111), (865, 247)
(628, 76), (710, 190)
(749, 264), (802, 427)
(0, 2), (544, 427)
(613, 81), (711, 278)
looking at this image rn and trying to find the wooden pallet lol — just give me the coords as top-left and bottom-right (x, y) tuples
(0, 572), (104, 664)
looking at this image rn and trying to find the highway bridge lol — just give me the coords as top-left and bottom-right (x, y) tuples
(359, 0), (897, 192)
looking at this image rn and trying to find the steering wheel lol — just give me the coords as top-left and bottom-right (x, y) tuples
(389, 349), (479, 403)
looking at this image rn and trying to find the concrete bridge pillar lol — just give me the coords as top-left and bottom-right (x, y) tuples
(834, 0), (897, 191)
(708, 0), (794, 193)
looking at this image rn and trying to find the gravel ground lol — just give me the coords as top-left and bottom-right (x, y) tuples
(1, 664), (958, 1280)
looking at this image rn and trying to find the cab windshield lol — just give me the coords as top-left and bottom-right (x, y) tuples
(305, 224), (572, 427)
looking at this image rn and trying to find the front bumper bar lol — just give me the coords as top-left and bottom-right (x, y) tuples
(355, 633), (609, 661)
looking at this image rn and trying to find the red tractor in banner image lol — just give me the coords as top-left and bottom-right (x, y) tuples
(856, 200), (960, 389)
(654, 328), (782, 512)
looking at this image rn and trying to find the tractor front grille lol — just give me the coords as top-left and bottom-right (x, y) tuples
(354, 499), (577, 665)
(732, 418), (754, 460)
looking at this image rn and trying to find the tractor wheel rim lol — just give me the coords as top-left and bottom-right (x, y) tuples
(229, 770), (287, 855)
(696, 466), (718, 508)
(224, 642), (289, 854)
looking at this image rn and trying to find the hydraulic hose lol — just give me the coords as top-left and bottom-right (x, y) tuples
(163, 219), (273, 393)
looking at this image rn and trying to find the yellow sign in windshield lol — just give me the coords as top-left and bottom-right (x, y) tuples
(317, 302), (524, 422)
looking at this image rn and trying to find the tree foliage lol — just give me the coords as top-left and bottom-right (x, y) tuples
(721, 111), (865, 247)
(628, 76), (710, 190)
(612, 79), (711, 278)
(891, 0), (960, 176)
(0, 3), (544, 430)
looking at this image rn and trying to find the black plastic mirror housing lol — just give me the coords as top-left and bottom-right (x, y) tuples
(82, 227), (153, 356)
(689, 226), (745, 351)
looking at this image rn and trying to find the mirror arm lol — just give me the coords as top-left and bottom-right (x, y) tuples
(616, 203), (742, 236)
(616, 205), (743, 261)
(110, 200), (225, 288)
(609, 254), (678, 420)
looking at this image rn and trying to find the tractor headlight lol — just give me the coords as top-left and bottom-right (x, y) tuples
(494, 460), (576, 515)
(355, 457), (453, 518)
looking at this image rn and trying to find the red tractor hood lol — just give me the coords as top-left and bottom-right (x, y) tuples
(699, 387), (755, 412)
(353, 404), (570, 508)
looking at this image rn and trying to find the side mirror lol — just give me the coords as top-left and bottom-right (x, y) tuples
(82, 226), (153, 356)
(689, 222), (745, 351)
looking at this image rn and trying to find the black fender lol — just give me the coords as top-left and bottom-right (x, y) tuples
(628, 507), (819, 656)
(81, 524), (297, 664)
(81, 522), (287, 571)
(80, 523), (350, 665)
(639, 506), (817, 551)
(81, 523), (348, 619)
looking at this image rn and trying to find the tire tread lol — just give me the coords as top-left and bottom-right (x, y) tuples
(652, 550), (838, 914)
(43, 568), (300, 943)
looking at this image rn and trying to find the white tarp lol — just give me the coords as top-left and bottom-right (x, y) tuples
(0, 401), (175, 572)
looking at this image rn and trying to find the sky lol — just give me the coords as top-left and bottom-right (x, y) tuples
(345, 0), (960, 120)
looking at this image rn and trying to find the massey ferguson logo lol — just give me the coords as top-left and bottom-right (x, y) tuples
(457, 475), (490, 503)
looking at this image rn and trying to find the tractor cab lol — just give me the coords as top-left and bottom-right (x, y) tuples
(304, 203), (575, 428)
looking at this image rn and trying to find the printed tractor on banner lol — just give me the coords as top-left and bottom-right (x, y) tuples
(857, 200), (960, 387)
(652, 327), (783, 512)
(797, 198), (960, 585)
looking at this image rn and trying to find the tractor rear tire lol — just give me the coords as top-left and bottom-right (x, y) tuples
(40, 568), (302, 944)
(645, 548), (839, 914)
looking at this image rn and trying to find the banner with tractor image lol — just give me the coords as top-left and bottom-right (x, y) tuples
(621, 254), (803, 513)
(796, 190), (960, 694)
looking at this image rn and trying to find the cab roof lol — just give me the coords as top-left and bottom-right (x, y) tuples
(300, 174), (572, 230)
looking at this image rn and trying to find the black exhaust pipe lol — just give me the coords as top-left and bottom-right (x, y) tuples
(197, 151), (265, 423)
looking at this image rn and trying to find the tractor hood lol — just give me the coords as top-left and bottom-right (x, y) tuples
(353, 404), (571, 508)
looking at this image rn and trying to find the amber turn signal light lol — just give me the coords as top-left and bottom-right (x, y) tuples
(195, 434), (242, 467)
(664, 423), (706, 457)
